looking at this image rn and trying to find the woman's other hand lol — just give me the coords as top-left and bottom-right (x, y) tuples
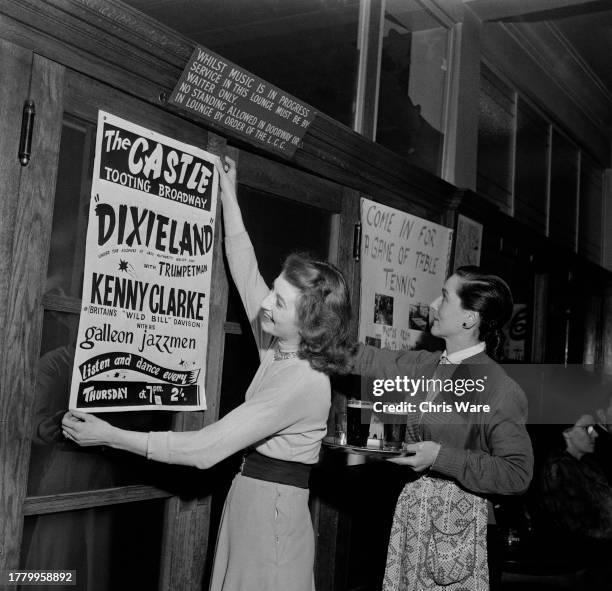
(387, 441), (440, 471)
(62, 410), (115, 447)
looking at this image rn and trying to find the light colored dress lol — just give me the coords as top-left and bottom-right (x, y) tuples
(147, 231), (330, 591)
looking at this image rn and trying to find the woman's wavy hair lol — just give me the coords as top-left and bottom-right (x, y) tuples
(282, 253), (356, 375)
(454, 266), (513, 360)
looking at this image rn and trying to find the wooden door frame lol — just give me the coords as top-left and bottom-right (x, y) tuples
(0, 49), (65, 575)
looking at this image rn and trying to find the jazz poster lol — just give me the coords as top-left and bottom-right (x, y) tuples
(69, 111), (218, 412)
(359, 198), (453, 351)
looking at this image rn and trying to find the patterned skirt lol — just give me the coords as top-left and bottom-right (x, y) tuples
(383, 475), (489, 591)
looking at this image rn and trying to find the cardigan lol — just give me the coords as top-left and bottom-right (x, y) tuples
(147, 231), (330, 468)
(352, 345), (533, 495)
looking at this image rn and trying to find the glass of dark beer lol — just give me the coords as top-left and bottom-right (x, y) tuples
(383, 411), (408, 451)
(347, 399), (373, 447)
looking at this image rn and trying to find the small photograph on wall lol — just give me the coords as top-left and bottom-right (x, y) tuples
(453, 214), (483, 271)
(373, 293), (394, 326)
(409, 303), (429, 331)
(365, 336), (382, 348)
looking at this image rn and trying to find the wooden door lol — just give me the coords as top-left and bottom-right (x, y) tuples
(1, 41), (66, 583)
(0, 44), (360, 590)
(1, 59), (228, 590)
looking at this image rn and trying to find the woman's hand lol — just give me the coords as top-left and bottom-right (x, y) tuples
(214, 155), (237, 200)
(213, 155), (246, 237)
(62, 410), (115, 447)
(387, 441), (440, 471)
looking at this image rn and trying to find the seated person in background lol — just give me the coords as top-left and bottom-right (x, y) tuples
(540, 414), (612, 539)
(537, 414), (612, 583)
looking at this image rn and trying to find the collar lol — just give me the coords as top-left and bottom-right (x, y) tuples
(443, 342), (486, 364)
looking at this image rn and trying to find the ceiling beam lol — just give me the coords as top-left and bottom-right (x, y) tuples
(464, 0), (611, 22)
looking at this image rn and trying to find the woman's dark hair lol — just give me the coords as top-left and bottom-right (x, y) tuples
(454, 266), (513, 360)
(282, 253), (356, 375)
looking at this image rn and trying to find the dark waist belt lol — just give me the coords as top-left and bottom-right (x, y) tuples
(240, 450), (311, 489)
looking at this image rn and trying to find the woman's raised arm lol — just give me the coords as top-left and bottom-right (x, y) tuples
(214, 156), (271, 353)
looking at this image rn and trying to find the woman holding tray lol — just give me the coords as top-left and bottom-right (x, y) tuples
(63, 156), (356, 591)
(351, 269), (533, 590)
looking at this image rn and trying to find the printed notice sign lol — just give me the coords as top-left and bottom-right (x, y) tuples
(169, 45), (317, 157)
(69, 111), (218, 412)
(453, 214), (482, 271)
(359, 198), (453, 350)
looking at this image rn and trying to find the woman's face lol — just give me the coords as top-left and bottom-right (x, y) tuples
(260, 273), (301, 344)
(430, 274), (472, 340)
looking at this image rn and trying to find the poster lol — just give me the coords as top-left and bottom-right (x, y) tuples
(69, 111), (218, 412)
(453, 214), (483, 271)
(502, 304), (527, 361)
(359, 198), (453, 350)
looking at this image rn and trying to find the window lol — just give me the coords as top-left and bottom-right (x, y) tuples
(375, 0), (450, 174)
(477, 66), (515, 215)
(549, 130), (579, 247)
(514, 98), (549, 233)
(578, 156), (604, 263)
(29, 116), (175, 498)
(476, 67), (606, 263)
(125, 0), (361, 128)
(21, 499), (165, 590)
(222, 185), (332, 414)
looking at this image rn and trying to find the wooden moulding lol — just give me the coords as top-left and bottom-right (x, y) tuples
(0, 39), (33, 578)
(22, 485), (173, 516)
(0, 40), (32, 343)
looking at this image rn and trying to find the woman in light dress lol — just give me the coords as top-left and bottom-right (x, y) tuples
(63, 156), (356, 591)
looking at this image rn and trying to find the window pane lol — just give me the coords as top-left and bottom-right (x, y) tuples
(514, 98), (548, 232)
(549, 130), (578, 248)
(376, 0), (449, 174)
(226, 185), (331, 322)
(477, 67), (514, 214)
(46, 117), (93, 299)
(28, 310), (174, 496)
(578, 156), (604, 263)
(21, 499), (164, 591)
(124, 0), (360, 127)
(219, 332), (260, 420)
